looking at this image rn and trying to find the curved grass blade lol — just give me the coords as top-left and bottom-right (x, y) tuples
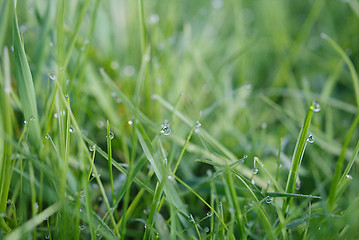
(13, 4), (41, 148)
(282, 103), (315, 214)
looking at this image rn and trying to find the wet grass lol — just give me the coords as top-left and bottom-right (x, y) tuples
(1, 0), (359, 239)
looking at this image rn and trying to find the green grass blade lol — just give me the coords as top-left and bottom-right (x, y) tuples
(13, 5), (41, 149)
(283, 103), (316, 214)
(4, 203), (61, 240)
(321, 33), (359, 108)
(328, 112), (359, 208)
(0, 0), (11, 57)
(106, 120), (115, 206)
(0, 46), (13, 233)
(225, 167), (246, 239)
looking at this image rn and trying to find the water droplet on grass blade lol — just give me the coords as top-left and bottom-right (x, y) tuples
(45, 134), (50, 139)
(89, 145), (96, 151)
(204, 227), (209, 233)
(106, 131), (114, 140)
(30, 116), (35, 121)
(79, 224), (85, 231)
(207, 211), (213, 217)
(312, 102), (321, 112)
(251, 167), (258, 174)
(45, 235), (49, 239)
(188, 214), (194, 222)
(49, 72), (56, 80)
(265, 196), (272, 204)
(69, 127), (74, 133)
(307, 134), (314, 143)
(320, 33), (327, 39)
(161, 121), (171, 135)
(194, 121), (201, 133)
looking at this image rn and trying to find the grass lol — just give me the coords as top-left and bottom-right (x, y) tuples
(1, 0), (359, 239)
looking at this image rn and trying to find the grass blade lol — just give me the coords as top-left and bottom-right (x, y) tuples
(282, 102), (316, 214)
(13, 4), (41, 148)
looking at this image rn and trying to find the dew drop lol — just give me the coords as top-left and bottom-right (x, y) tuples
(34, 202), (39, 210)
(45, 134), (50, 139)
(265, 196), (272, 204)
(188, 214), (194, 222)
(204, 227), (209, 233)
(65, 93), (69, 98)
(53, 113), (58, 118)
(80, 191), (85, 199)
(123, 65), (136, 77)
(49, 72), (56, 81)
(251, 167), (259, 174)
(128, 120), (133, 125)
(346, 174), (352, 179)
(267, 180), (272, 186)
(69, 127), (74, 133)
(161, 121), (171, 135)
(45, 234), (49, 239)
(307, 134), (314, 143)
(43, 217), (48, 221)
(110, 61), (119, 70)
(312, 102), (321, 112)
(168, 175), (174, 180)
(207, 211), (213, 217)
(79, 224), (85, 231)
(89, 144), (96, 151)
(96, 232), (101, 237)
(194, 121), (201, 133)
(30, 116), (35, 121)
(24, 120), (28, 124)
(97, 120), (104, 128)
(106, 131), (114, 140)
(79, 208), (84, 213)
(149, 14), (160, 25)
(243, 154), (248, 159)
(251, 179), (256, 185)
(276, 162), (282, 168)
(320, 33), (327, 39)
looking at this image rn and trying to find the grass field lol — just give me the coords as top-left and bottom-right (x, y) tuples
(1, 0), (359, 239)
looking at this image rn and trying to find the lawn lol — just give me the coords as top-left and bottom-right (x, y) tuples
(0, 0), (359, 239)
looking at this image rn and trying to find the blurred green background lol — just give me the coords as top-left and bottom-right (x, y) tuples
(1, 0), (359, 239)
